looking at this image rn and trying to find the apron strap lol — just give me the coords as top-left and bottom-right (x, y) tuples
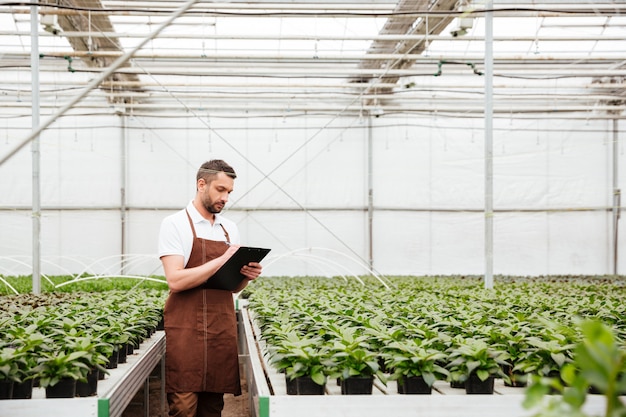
(186, 208), (231, 244)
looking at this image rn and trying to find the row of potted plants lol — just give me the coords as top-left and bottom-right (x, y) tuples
(243, 276), (626, 397)
(0, 289), (166, 399)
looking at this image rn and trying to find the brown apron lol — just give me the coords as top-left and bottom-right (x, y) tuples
(163, 210), (242, 395)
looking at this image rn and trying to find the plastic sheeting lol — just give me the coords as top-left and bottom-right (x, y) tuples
(0, 114), (623, 278)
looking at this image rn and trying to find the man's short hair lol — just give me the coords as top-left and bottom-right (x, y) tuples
(197, 160), (237, 183)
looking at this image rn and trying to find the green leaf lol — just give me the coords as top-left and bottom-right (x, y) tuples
(476, 369), (489, 381)
(311, 371), (325, 386)
(523, 380), (549, 409)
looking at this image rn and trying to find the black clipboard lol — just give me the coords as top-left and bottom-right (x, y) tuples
(203, 246), (271, 291)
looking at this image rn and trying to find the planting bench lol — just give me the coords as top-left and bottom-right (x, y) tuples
(0, 331), (165, 417)
(239, 304), (615, 417)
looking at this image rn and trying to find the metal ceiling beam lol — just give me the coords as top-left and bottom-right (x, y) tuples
(39, 0), (141, 104)
(354, 0), (459, 102)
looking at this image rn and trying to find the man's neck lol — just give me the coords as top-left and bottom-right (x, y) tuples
(192, 199), (216, 224)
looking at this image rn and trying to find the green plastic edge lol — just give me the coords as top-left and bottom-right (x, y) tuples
(98, 398), (110, 417)
(259, 395), (270, 417)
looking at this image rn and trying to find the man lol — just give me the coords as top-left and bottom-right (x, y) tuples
(158, 159), (262, 417)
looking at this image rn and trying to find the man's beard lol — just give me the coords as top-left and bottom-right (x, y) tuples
(203, 197), (223, 214)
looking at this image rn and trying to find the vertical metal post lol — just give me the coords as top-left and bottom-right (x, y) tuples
(144, 377), (150, 417)
(120, 114), (127, 275)
(612, 118), (620, 275)
(484, 1), (494, 289)
(31, 5), (41, 294)
(367, 115), (374, 271)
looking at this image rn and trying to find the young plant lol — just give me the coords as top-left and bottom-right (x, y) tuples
(267, 331), (329, 386)
(446, 337), (509, 383)
(326, 325), (384, 383)
(382, 339), (449, 387)
(33, 350), (92, 388)
(524, 320), (626, 417)
(0, 347), (26, 383)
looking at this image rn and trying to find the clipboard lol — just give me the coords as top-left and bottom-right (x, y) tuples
(203, 246), (271, 291)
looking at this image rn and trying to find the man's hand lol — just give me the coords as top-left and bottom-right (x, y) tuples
(241, 262), (262, 281)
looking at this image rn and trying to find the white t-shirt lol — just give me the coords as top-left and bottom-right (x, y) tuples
(158, 201), (241, 267)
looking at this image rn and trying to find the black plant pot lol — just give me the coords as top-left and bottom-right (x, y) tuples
(12, 379), (34, 399)
(450, 379), (465, 389)
(502, 364), (527, 387)
(76, 369), (99, 397)
(118, 344), (128, 364)
(106, 350), (119, 369)
(0, 380), (14, 400)
(295, 376), (325, 395)
(285, 376), (297, 395)
(504, 373), (527, 387)
(377, 357), (388, 373)
(398, 375), (432, 394)
(340, 376), (373, 395)
(465, 373), (494, 394)
(45, 377), (76, 398)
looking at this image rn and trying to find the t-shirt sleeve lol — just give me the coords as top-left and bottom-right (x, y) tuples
(158, 216), (185, 258)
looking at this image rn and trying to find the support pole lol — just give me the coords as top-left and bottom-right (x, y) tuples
(613, 118), (620, 275)
(0, 0), (201, 167)
(31, 5), (41, 294)
(120, 114), (127, 275)
(484, 1), (494, 289)
(367, 115), (374, 271)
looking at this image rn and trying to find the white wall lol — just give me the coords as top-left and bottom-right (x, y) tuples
(0, 112), (623, 278)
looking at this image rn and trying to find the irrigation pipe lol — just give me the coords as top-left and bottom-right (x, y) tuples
(0, 0), (200, 167)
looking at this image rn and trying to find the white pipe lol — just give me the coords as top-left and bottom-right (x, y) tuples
(8, 50), (624, 63)
(22, 65), (626, 77)
(0, 0), (201, 167)
(484, 0), (494, 290)
(1, 101), (624, 113)
(367, 115), (374, 271)
(5, 30), (625, 42)
(613, 118), (620, 275)
(30, 5), (41, 295)
(3, 78), (623, 91)
(0, 109), (620, 120)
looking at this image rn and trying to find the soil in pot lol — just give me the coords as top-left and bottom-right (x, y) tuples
(12, 379), (34, 399)
(465, 373), (494, 394)
(0, 380), (14, 400)
(340, 376), (373, 395)
(398, 375), (432, 394)
(45, 377), (77, 398)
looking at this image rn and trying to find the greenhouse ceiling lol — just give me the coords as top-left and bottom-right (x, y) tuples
(0, 0), (625, 119)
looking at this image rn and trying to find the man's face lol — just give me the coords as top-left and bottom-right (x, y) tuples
(199, 172), (234, 214)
